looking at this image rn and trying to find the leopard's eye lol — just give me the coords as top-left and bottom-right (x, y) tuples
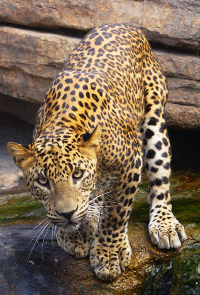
(37, 178), (49, 186)
(38, 178), (48, 185)
(72, 170), (84, 180)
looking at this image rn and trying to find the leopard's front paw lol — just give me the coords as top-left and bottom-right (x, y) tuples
(90, 234), (132, 280)
(149, 207), (187, 249)
(56, 228), (92, 258)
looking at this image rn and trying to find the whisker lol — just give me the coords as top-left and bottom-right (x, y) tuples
(81, 217), (95, 232)
(53, 224), (58, 240)
(89, 190), (112, 205)
(27, 219), (50, 247)
(76, 228), (82, 239)
(51, 223), (55, 247)
(25, 218), (48, 236)
(27, 220), (50, 263)
(41, 223), (51, 261)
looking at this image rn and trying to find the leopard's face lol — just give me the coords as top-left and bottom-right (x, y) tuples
(8, 126), (101, 232)
(30, 153), (97, 231)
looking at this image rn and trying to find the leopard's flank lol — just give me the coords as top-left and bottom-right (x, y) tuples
(7, 24), (187, 281)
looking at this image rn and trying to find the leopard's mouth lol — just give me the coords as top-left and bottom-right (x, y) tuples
(47, 207), (84, 233)
(49, 217), (81, 233)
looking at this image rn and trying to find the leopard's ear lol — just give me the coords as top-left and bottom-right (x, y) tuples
(80, 125), (101, 157)
(7, 142), (34, 170)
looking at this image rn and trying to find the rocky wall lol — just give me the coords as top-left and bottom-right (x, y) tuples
(0, 0), (200, 129)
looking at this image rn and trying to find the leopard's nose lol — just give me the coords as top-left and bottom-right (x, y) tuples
(56, 206), (78, 220)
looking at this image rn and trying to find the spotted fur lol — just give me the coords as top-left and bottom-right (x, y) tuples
(7, 24), (187, 281)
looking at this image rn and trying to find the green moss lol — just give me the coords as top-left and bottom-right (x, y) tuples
(143, 244), (200, 295)
(172, 197), (200, 225)
(0, 195), (46, 225)
(131, 196), (200, 226)
(171, 245), (200, 294)
(0, 170), (199, 229)
(131, 200), (149, 223)
(142, 262), (173, 295)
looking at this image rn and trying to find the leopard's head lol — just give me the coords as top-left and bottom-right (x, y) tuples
(7, 125), (101, 232)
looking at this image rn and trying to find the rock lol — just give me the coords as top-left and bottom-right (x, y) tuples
(0, 168), (23, 192)
(0, 0), (199, 52)
(171, 245), (200, 294)
(0, 170), (199, 294)
(165, 103), (200, 130)
(142, 244), (200, 294)
(155, 51), (200, 130)
(156, 51), (200, 107)
(0, 26), (199, 129)
(0, 26), (78, 104)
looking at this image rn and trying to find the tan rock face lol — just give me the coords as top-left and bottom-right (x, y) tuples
(0, 0), (199, 51)
(0, 27), (78, 103)
(0, 0), (199, 129)
(155, 52), (200, 130)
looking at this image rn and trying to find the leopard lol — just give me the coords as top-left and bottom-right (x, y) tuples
(7, 24), (187, 281)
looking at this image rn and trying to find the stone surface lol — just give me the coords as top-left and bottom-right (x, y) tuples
(0, 27), (199, 129)
(165, 103), (200, 130)
(142, 244), (200, 294)
(0, 26), (78, 104)
(156, 51), (200, 130)
(0, 170), (200, 294)
(0, 224), (159, 295)
(0, 0), (199, 51)
(156, 52), (200, 108)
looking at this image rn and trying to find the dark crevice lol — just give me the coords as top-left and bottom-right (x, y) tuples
(1, 21), (199, 56)
(0, 111), (33, 146)
(167, 101), (199, 108)
(169, 128), (200, 170)
(151, 46), (200, 59)
(0, 94), (40, 125)
(149, 40), (199, 57)
(0, 21), (87, 39)
(165, 74), (200, 82)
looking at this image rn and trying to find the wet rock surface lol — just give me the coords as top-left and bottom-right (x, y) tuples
(142, 244), (200, 295)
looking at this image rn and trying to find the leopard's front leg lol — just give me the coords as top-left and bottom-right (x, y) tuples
(148, 201), (187, 249)
(142, 92), (187, 248)
(90, 221), (132, 280)
(90, 161), (142, 280)
(144, 122), (187, 249)
(57, 219), (97, 258)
